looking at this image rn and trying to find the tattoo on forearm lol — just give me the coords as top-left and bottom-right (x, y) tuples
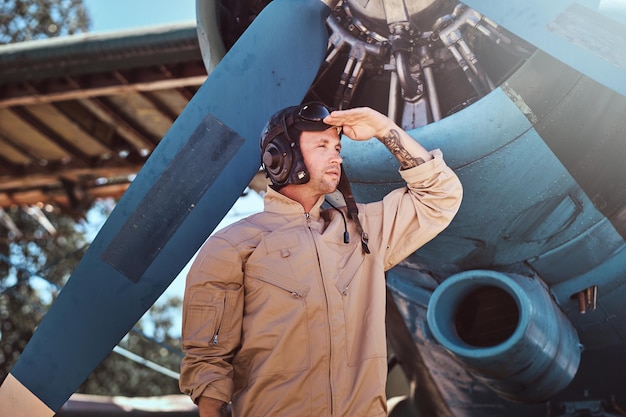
(380, 129), (425, 169)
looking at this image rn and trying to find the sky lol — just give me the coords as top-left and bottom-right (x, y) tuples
(80, 0), (264, 336)
(83, 0), (197, 33)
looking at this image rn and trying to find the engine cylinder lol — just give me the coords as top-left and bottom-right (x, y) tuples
(426, 270), (581, 402)
(346, 0), (456, 36)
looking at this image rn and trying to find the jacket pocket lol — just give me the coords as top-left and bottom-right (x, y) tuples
(249, 267), (310, 298)
(334, 247), (365, 295)
(263, 232), (300, 257)
(239, 267), (311, 378)
(337, 255), (387, 366)
(182, 287), (241, 348)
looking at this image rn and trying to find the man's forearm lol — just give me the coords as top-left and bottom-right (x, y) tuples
(322, 106), (434, 167)
(378, 128), (428, 170)
(197, 397), (228, 417)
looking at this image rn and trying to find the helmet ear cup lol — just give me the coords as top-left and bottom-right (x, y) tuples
(262, 134), (293, 185)
(289, 155), (309, 184)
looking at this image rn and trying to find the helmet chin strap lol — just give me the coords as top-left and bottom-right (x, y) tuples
(337, 166), (370, 254)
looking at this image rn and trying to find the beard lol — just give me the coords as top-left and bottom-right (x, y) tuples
(319, 180), (338, 194)
(319, 176), (339, 194)
(311, 172), (340, 195)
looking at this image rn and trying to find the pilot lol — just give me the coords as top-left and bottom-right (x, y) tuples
(179, 103), (462, 417)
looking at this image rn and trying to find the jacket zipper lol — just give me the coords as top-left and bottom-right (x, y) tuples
(247, 272), (308, 298)
(334, 253), (364, 297)
(305, 212), (335, 415)
(212, 293), (227, 345)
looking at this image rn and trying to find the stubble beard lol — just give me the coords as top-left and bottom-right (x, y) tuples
(315, 175), (339, 195)
(306, 164), (341, 196)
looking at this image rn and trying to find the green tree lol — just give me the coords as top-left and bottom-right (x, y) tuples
(0, 0), (185, 398)
(79, 299), (184, 397)
(0, 0), (91, 44)
(0, 202), (185, 396)
(0, 204), (94, 382)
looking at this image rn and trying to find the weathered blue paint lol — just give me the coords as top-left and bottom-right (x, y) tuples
(427, 270), (581, 402)
(8, 0), (332, 411)
(384, 46), (626, 416)
(462, 0), (626, 97)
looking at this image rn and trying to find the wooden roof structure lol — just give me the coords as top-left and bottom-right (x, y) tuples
(0, 23), (207, 216)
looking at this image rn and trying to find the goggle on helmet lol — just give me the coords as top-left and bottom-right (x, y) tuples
(260, 102), (335, 188)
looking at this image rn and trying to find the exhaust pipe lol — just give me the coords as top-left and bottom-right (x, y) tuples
(426, 270), (581, 402)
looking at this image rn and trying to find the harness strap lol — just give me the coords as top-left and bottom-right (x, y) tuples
(338, 168), (370, 254)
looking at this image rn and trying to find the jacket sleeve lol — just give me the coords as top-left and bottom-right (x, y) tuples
(362, 149), (463, 270)
(179, 235), (244, 405)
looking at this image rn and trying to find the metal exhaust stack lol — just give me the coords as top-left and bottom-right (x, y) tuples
(427, 270), (581, 402)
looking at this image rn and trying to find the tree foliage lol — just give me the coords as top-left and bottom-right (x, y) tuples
(0, 204), (95, 382)
(0, 0), (185, 399)
(78, 299), (184, 397)
(0, 202), (185, 396)
(0, 0), (91, 44)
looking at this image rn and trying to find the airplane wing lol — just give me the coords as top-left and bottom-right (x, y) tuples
(0, 1), (335, 415)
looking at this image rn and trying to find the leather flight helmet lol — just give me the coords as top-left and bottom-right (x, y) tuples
(260, 102), (335, 189)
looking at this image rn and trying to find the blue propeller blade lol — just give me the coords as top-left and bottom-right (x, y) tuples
(1, 0), (333, 414)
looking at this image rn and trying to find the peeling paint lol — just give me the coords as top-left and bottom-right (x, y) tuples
(501, 82), (538, 124)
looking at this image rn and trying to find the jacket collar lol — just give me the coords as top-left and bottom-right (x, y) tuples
(264, 186), (325, 219)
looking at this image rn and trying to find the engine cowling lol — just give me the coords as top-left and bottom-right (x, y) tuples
(426, 270), (581, 402)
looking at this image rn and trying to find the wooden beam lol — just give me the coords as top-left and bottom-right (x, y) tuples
(140, 91), (178, 123)
(0, 165), (143, 191)
(49, 102), (131, 165)
(0, 128), (41, 165)
(8, 107), (92, 166)
(75, 95), (156, 152)
(0, 75), (207, 108)
(0, 183), (130, 208)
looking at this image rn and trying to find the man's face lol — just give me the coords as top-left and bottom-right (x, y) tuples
(299, 127), (343, 195)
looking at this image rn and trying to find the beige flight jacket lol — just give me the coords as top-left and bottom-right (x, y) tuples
(179, 150), (462, 417)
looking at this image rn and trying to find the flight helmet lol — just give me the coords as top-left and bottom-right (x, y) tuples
(260, 101), (335, 188)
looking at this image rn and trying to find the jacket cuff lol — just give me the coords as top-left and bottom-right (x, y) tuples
(398, 149), (446, 183)
(195, 385), (231, 405)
